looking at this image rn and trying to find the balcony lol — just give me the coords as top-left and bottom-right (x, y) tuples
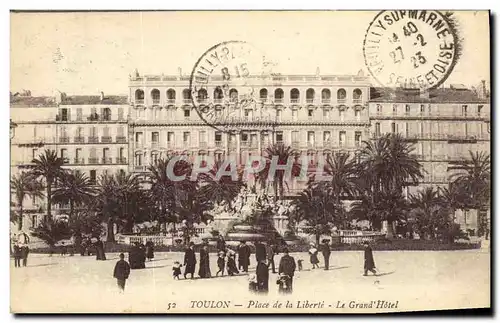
(214, 98), (223, 104)
(447, 134), (477, 143)
(88, 113), (100, 121)
(260, 97), (268, 103)
(307, 142), (316, 149)
(55, 115), (70, 122)
(337, 99), (347, 104)
(101, 136), (112, 143)
(102, 157), (113, 164)
(88, 157), (99, 164)
(166, 142), (176, 149)
(290, 99), (300, 104)
(152, 99), (160, 105)
(183, 99), (191, 104)
(306, 98), (315, 104)
(135, 99), (145, 105)
(197, 98), (208, 104)
(321, 99), (331, 104)
(166, 99), (176, 104)
(199, 142), (208, 149)
(275, 98), (284, 104)
(116, 136), (127, 143)
(88, 137), (99, 144)
(73, 158), (85, 164)
(291, 141), (300, 148)
(183, 141), (191, 148)
(215, 141), (224, 148)
(75, 136), (85, 143)
(116, 157), (127, 164)
(353, 99), (363, 104)
(59, 137), (70, 143)
(134, 165), (147, 172)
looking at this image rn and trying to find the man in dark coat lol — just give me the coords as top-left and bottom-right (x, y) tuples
(278, 248), (297, 292)
(255, 242), (267, 263)
(13, 244), (21, 268)
(145, 240), (154, 261)
(198, 244), (211, 278)
(138, 242), (146, 268)
(183, 242), (196, 279)
(266, 243), (277, 273)
(113, 253), (131, 292)
(238, 241), (251, 273)
(256, 260), (269, 294)
(321, 240), (331, 270)
(21, 245), (29, 267)
(363, 241), (377, 276)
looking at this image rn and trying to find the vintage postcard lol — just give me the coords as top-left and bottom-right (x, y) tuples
(10, 10), (490, 313)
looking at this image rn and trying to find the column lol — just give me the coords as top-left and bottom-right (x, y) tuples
(236, 130), (241, 165)
(257, 131), (261, 154)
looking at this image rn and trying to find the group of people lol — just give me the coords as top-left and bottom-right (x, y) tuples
(12, 243), (29, 268)
(307, 240), (332, 270)
(128, 240), (155, 269)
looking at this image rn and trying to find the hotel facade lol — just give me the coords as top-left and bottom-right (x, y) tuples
(10, 72), (490, 235)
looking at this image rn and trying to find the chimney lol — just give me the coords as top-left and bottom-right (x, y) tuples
(481, 80), (487, 98)
(100, 91), (105, 101)
(178, 67), (182, 77)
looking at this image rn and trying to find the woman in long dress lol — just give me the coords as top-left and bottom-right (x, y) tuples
(198, 244), (211, 278)
(308, 243), (320, 269)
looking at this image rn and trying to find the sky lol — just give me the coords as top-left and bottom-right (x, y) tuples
(10, 10), (490, 96)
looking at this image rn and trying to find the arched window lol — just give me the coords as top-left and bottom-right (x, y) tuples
(306, 88), (315, 103)
(353, 88), (362, 101)
(197, 88), (208, 102)
(260, 88), (268, 101)
(337, 88), (346, 100)
(135, 89), (145, 102)
(229, 89), (238, 102)
(167, 89), (176, 101)
(290, 88), (300, 103)
(214, 87), (224, 100)
(182, 89), (191, 100)
(321, 89), (331, 102)
(274, 88), (284, 102)
(151, 89), (160, 104)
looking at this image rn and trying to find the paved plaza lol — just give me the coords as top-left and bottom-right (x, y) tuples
(11, 249), (490, 313)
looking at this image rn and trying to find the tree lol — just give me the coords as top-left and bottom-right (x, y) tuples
(10, 172), (44, 231)
(31, 219), (71, 252)
(95, 172), (150, 242)
(257, 143), (302, 199)
(52, 172), (97, 220)
(199, 159), (245, 209)
(357, 133), (423, 238)
(409, 187), (450, 240)
(28, 149), (65, 223)
(451, 151), (491, 237)
(293, 184), (341, 246)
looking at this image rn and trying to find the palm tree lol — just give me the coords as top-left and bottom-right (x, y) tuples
(257, 143), (302, 199)
(408, 187), (450, 240)
(10, 172), (44, 231)
(358, 133), (423, 238)
(52, 172), (97, 220)
(293, 183), (340, 246)
(28, 149), (65, 223)
(451, 151), (491, 237)
(199, 159), (245, 209)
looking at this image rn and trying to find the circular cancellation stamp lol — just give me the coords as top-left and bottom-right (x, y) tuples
(363, 10), (461, 91)
(189, 41), (275, 132)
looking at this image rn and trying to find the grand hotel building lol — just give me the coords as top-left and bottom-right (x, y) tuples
(10, 72), (490, 234)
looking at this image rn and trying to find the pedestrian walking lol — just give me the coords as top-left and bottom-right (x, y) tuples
(256, 260), (269, 294)
(198, 244), (211, 278)
(216, 251), (226, 277)
(113, 253), (131, 292)
(278, 248), (296, 293)
(321, 239), (331, 270)
(237, 241), (251, 273)
(308, 243), (320, 269)
(145, 240), (154, 261)
(13, 244), (21, 268)
(363, 241), (377, 276)
(183, 242), (196, 279)
(266, 242), (277, 273)
(255, 241), (267, 263)
(226, 247), (239, 276)
(21, 245), (29, 267)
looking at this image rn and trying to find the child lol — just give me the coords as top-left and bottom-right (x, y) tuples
(308, 242), (320, 269)
(113, 253), (131, 292)
(172, 261), (182, 280)
(216, 251), (226, 277)
(363, 241), (377, 276)
(248, 274), (258, 293)
(276, 273), (292, 294)
(297, 259), (304, 271)
(226, 248), (239, 276)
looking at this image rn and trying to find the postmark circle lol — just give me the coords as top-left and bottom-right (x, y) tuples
(189, 41), (276, 133)
(363, 10), (460, 91)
